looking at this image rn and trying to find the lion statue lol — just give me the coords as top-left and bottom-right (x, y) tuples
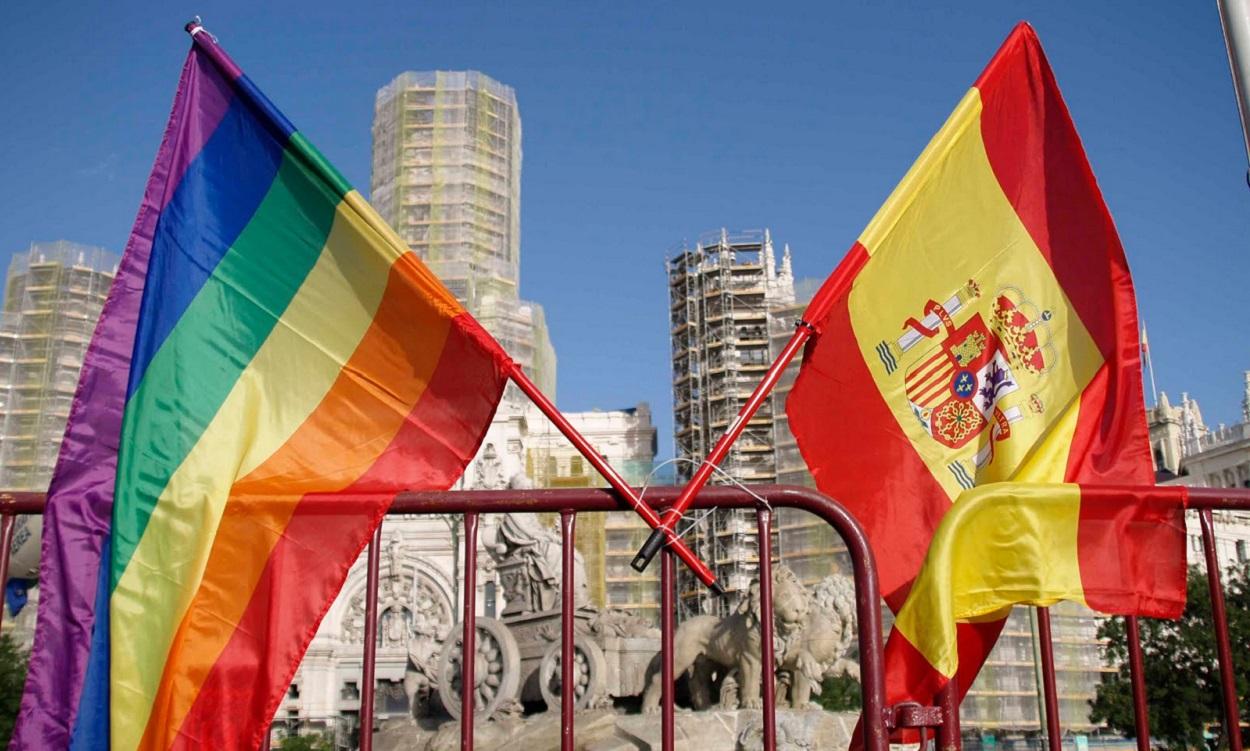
(776, 571), (858, 708)
(640, 565), (813, 712)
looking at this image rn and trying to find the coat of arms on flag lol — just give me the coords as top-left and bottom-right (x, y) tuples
(891, 281), (1055, 473)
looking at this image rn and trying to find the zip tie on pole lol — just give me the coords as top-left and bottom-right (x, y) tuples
(185, 16), (217, 42)
(636, 459), (716, 544)
(636, 457), (774, 547)
(630, 320), (816, 576)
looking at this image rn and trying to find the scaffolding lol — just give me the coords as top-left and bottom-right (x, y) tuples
(763, 292), (855, 589)
(667, 229), (799, 616)
(371, 70), (555, 399)
(0, 242), (117, 492)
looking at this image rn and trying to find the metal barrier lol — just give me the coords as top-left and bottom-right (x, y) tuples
(369, 486), (895, 751)
(0, 484), (1245, 751)
(0, 486), (900, 751)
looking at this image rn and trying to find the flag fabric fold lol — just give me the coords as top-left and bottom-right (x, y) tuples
(786, 21), (1165, 721)
(886, 483), (1186, 693)
(14, 30), (509, 751)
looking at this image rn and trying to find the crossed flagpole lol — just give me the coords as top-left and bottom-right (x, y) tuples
(504, 360), (724, 594)
(631, 317), (821, 574)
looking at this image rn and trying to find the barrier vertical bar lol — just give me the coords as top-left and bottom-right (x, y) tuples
(1125, 616), (1150, 751)
(359, 524), (383, 751)
(756, 508), (777, 751)
(1035, 608), (1061, 751)
(1200, 508), (1244, 751)
(462, 512), (480, 751)
(0, 514), (15, 631)
(936, 677), (961, 751)
(661, 548), (675, 751)
(821, 491), (886, 751)
(560, 511), (577, 751)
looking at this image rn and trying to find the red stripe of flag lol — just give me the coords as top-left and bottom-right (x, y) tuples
(975, 23), (1152, 487)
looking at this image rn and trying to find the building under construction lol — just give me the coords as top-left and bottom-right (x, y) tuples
(0, 242), (117, 492)
(371, 70), (555, 398)
(668, 229), (807, 615)
(765, 289), (851, 588)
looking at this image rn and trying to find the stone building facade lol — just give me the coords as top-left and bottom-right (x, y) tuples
(1149, 380), (1250, 569)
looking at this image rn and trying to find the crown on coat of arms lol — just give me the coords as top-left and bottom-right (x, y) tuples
(991, 287), (1052, 376)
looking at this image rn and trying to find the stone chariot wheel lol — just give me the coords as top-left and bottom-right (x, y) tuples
(436, 616), (521, 720)
(538, 633), (607, 711)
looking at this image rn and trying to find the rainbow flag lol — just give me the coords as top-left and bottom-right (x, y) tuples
(14, 28), (508, 750)
(786, 23), (1162, 722)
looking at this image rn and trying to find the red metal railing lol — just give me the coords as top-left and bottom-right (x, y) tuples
(372, 485), (891, 751)
(0, 485), (1246, 751)
(0, 485), (892, 751)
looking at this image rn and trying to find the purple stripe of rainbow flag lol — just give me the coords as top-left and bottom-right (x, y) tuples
(12, 47), (236, 750)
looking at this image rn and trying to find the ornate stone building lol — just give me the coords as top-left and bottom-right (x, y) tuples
(1149, 379), (1250, 569)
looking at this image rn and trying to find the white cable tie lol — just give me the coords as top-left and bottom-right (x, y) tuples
(637, 457), (773, 551)
(187, 17), (218, 43)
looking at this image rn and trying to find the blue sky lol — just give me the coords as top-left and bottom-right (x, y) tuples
(2, 1), (1247, 458)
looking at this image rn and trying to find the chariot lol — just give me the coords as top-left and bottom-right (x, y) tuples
(431, 513), (661, 720)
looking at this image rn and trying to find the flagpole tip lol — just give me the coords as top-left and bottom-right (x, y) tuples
(185, 16), (217, 43)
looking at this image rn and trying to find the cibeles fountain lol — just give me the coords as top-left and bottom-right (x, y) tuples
(374, 466), (862, 751)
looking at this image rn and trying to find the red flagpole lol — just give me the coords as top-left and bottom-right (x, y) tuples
(631, 323), (814, 572)
(507, 362), (723, 593)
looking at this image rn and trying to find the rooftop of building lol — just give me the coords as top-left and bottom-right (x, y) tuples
(375, 70), (517, 106)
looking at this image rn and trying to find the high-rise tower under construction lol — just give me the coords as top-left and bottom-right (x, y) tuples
(668, 229), (842, 616)
(371, 70), (555, 398)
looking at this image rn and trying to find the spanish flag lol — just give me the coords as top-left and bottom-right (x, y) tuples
(786, 23), (1177, 716)
(14, 29), (508, 750)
